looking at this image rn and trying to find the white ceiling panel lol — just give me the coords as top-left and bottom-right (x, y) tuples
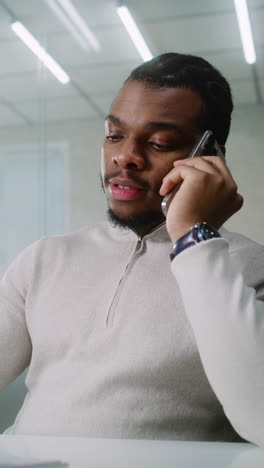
(16, 12), (66, 37)
(15, 96), (99, 122)
(6, 0), (119, 28)
(71, 62), (140, 95)
(251, 8), (264, 45)
(44, 32), (103, 68)
(0, 0), (262, 128)
(260, 79), (264, 95)
(0, 18), (15, 40)
(0, 38), (41, 75)
(147, 13), (242, 55)
(47, 26), (142, 69)
(0, 103), (27, 127)
(232, 80), (258, 105)
(2, 0), (59, 31)
(44, 95), (99, 121)
(0, 73), (77, 102)
(128, 0), (263, 20)
(94, 27), (143, 62)
(92, 92), (117, 115)
(4, 0), (51, 16)
(127, 0), (234, 20)
(73, 0), (122, 28)
(256, 50), (264, 76)
(201, 51), (254, 82)
(249, 0), (264, 6)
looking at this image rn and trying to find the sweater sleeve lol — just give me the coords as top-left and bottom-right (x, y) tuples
(0, 246), (33, 390)
(171, 238), (264, 447)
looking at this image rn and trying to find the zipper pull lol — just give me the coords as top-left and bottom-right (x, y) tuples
(135, 236), (142, 253)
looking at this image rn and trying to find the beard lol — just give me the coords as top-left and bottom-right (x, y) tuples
(107, 207), (165, 235)
(101, 173), (165, 235)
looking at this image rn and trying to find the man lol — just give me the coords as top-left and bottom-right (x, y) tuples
(1, 53), (264, 445)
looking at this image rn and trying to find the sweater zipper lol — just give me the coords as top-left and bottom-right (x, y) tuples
(105, 236), (143, 327)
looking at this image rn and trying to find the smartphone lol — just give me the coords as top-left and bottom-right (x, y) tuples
(161, 130), (225, 217)
(188, 130), (225, 160)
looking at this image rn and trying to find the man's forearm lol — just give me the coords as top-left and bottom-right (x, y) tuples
(172, 238), (264, 447)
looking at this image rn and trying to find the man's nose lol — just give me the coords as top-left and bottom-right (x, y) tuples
(112, 140), (146, 170)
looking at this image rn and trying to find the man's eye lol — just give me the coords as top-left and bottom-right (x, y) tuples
(106, 135), (123, 142)
(150, 142), (176, 151)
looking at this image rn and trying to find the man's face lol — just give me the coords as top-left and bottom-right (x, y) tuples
(102, 80), (204, 232)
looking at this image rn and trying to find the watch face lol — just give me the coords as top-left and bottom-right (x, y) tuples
(198, 223), (220, 240)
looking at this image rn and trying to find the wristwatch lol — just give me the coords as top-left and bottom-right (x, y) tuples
(170, 222), (221, 261)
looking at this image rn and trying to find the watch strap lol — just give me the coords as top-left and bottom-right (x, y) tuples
(170, 222), (221, 261)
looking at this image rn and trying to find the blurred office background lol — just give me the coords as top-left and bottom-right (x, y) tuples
(0, 0), (263, 432)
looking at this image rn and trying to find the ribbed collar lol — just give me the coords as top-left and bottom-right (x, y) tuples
(107, 220), (170, 243)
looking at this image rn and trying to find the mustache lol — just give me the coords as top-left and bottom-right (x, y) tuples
(103, 171), (151, 191)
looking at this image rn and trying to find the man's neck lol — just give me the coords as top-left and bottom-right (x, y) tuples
(107, 208), (166, 238)
(131, 220), (166, 238)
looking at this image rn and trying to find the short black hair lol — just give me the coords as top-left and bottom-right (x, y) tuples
(126, 52), (233, 145)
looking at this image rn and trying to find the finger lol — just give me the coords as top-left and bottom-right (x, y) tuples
(159, 164), (209, 195)
(160, 158), (220, 195)
(173, 155), (224, 176)
(200, 156), (240, 197)
(159, 169), (182, 195)
(173, 155), (239, 192)
(199, 156), (233, 179)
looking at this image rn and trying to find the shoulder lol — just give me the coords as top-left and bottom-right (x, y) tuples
(220, 227), (264, 290)
(4, 222), (109, 273)
(220, 227), (264, 256)
(32, 222), (110, 256)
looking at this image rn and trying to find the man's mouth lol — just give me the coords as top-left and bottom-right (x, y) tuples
(109, 180), (145, 201)
(115, 184), (134, 190)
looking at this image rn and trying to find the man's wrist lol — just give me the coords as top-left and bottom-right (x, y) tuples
(170, 222), (221, 261)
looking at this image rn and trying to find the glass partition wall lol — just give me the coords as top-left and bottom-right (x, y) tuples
(0, 35), (70, 275)
(0, 0), (112, 277)
(0, 1), (107, 431)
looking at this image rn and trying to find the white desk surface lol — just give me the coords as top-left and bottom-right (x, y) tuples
(0, 435), (264, 468)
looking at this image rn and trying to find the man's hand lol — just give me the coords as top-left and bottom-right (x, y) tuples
(159, 156), (244, 243)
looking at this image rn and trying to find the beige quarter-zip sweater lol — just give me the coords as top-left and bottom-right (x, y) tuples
(1, 222), (264, 443)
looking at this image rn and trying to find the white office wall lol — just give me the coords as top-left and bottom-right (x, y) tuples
(224, 104), (264, 244)
(0, 143), (67, 275)
(0, 119), (106, 234)
(0, 103), (263, 432)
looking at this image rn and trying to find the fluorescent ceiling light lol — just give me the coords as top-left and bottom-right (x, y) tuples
(11, 21), (70, 84)
(51, 0), (100, 51)
(233, 0), (256, 64)
(46, 0), (89, 51)
(117, 5), (153, 62)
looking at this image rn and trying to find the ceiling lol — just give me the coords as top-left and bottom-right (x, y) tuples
(0, 0), (263, 128)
